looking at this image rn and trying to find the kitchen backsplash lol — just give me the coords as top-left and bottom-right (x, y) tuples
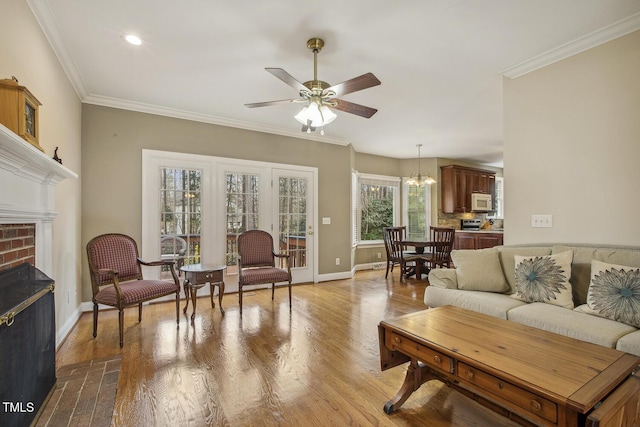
(438, 212), (504, 230)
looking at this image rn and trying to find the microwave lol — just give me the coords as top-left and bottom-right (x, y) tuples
(471, 193), (493, 211)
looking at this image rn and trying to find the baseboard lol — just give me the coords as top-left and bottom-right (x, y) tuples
(317, 271), (353, 282)
(56, 303), (83, 348)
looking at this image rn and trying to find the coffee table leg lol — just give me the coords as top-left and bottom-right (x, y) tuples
(384, 359), (433, 414)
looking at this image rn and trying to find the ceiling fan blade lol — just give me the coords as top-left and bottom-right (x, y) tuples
(325, 72), (381, 97)
(266, 68), (308, 93)
(331, 99), (378, 119)
(245, 99), (300, 108)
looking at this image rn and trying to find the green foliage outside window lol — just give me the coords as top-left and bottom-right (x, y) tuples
(360, 184), (394, 241)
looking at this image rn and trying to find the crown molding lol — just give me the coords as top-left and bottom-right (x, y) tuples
(82, 94), (351, 146)
(27, 0), (89, 99)
(503, 12), (640, 79)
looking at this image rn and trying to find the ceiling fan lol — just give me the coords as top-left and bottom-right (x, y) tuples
(245, 38), (381, 134)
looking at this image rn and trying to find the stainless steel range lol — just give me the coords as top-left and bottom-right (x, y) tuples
(461, 218), (482, 231)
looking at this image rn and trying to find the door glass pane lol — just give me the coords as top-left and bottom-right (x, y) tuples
(278, 176), (307, 268)
(159, 168), (202, 278)
(225, 173), (260, 273)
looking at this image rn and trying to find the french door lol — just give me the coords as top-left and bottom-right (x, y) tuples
(221, 166), (315, 286)
(273, 169), (314, 284)
(143, 150), (317, 288)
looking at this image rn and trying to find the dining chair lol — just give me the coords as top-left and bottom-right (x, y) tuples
(86, 233), (181, 347)
(423, 227), (456, 271)
(383, 226), (422, 281)
(237, 230), (292, 315)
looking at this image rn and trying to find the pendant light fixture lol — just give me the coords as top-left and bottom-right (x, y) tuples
(406, 144), (435, 186)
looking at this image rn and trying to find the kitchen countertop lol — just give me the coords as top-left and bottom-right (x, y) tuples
(458, 229), (503, 233)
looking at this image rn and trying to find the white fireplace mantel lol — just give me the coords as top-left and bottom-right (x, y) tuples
(0, 123), (77, 275)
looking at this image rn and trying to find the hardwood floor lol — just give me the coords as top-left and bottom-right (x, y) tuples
(56, 270), (518, 426)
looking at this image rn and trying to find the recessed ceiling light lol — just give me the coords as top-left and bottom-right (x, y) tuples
(124, 34), (142, 46)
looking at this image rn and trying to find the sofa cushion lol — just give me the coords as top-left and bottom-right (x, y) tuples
(508, 303), (637, 348)
(553, 245), (640, 306)
(424, 287), (527, 319)
(581, 260), (640, 328)
(511, 251), (574, 309)
(451, 248), (509, 293)
(427, 268), (458, 289)
(616, 329), (640, 356)
(498, 247), (552, 294)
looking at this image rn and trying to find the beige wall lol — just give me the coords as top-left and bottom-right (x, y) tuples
(1, 1), (82, 339)
(81, 105), (354, 298)
(504, 30), (640, 245)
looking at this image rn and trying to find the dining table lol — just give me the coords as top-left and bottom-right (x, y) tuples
(401, 239), (435, 279)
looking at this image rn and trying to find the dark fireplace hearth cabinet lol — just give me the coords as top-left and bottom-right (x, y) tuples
(0, 263), (56, 427)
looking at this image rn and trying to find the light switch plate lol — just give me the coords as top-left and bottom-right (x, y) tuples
(531, 214), (552, 228)
(322, 217), (331, 225)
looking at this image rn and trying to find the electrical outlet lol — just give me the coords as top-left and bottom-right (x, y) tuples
(335, 257), (340, 265)
(377, 252), (381, 259)
(531, 214), (553, 228)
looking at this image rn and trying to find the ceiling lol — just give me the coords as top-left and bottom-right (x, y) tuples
(29, 1), (640, 166)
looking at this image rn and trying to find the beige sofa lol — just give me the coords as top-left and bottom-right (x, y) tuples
(424, 244), (640, 356)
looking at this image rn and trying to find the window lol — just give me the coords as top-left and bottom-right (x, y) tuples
(278, 176), (308, 268)
(403, 180), (431, 240)
(494, 177), (504, 219)
(225, 172), (260, 273)
(352, 173), (400, 244)
(159, 168), (202, 278)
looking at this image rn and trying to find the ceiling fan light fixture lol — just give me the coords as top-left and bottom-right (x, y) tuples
(294, 101), (336, 128)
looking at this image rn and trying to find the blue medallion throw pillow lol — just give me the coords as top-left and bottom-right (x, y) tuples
(585, 260), (640, 328)
(511, 250), (574, 309)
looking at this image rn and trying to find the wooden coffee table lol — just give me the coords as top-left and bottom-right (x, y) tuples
(379, 306), (640, 426)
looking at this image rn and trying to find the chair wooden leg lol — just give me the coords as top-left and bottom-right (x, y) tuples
(138, 302), (142, 322)
(385, 261), (390, 278)
(288, 282), (292, 310)
(239, 285), (243, 316)
(118, 308), (124, 348)
(175, 291), (180, 325)
(93, 303), (98, 338)
(272, 283), (275, 300)
(399, 261), (406, 282)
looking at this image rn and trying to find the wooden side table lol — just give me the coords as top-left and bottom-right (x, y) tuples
(180, 264), (226, 320)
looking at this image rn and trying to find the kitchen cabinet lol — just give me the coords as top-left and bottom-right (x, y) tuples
(455, 233), (477, 250)
(454, 232), (503, 250)
(441, 165), (496, 213)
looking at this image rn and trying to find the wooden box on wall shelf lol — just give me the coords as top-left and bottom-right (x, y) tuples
(0, 78), (43, 152)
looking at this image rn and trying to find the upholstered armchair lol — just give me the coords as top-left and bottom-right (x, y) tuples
(86, 233), (180, 347)
(237, 230), (292, 315)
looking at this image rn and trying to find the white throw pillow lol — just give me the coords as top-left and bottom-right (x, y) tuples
(583, 260), (640, 328)
(451, 248), (509, 293)
(511, 250), (574, 309)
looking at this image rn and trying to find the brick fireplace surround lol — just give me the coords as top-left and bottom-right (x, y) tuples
(0, 223), (36, 271)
